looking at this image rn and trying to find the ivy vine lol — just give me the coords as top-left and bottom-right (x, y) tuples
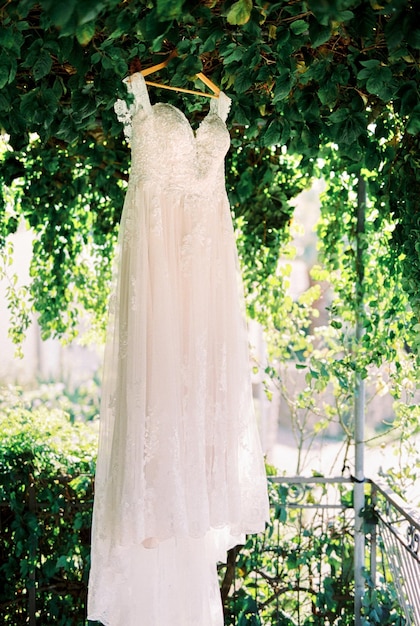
(0, 0), (419, 342)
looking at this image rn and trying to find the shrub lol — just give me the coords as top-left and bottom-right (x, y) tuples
(0, 379), (101, 423)
(0, 393), (97, 625)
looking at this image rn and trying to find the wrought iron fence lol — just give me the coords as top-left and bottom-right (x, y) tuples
(370, 480), (420, 626)
(220, 476), (417, 625)
(220, 477), (356, 625)
(1, 474), (419, 624)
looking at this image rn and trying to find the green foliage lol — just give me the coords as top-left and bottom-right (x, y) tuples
(230, 147), (308, 283)
(220, 480), (404, 625)
(382, 400), (420, 500)
(243, 157), (420, 478)
(0, 395), (97, 624)
(226, 0), (254, 26)
(316, 157), (415, 367)
(0, 133), (124, 342)
(0, 0), (419, 343)
(0, 240), (32, 358)
(362, 579), (405, 625)
(0, 379), (101, 423)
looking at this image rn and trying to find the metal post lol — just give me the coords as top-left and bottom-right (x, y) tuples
(369, 483), (377, 586)
(354, 175), (366, 626)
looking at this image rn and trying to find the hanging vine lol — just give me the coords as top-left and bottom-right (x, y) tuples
(0, 0), (419, 342)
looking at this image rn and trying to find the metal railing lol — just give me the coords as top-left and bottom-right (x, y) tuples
(221, 476), (420, 625)
(221, 477), (356, 625)
(371, 480), (420, 625)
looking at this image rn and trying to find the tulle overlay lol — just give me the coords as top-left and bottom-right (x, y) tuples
(88, 73), (269, 626)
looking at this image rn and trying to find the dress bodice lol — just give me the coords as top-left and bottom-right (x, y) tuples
(114, 73), (231, 193)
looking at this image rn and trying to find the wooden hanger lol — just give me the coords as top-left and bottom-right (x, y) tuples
(139, 50), (220, 99)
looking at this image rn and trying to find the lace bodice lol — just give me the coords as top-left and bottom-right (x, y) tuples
(114, 73), (232, 193)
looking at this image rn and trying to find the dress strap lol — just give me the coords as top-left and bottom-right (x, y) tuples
(114, 73), (152, 142)
(210, 91), (231, 123)
(124, 73), (153, 115)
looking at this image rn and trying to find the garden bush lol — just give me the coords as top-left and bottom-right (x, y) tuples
(0, 379), (101, 423)
(0, 388), (97, 625)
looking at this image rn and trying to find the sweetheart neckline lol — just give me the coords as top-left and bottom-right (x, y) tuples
(150, 101), (226, 139)
(118, 72), (232, 144)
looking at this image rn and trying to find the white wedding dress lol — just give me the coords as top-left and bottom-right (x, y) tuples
(87, 73), (269, 626)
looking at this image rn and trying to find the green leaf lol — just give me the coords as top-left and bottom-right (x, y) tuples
(329, 108), (349, 124)
(0, 65), (9, 89)
(201, 29), (224, 53)
(276, 28), (290, 47)
(366, 67), (393, 98)
(40, 88), (60, 114)
(263, 119), (282, 146)
(234, 69), (253, 93)
(0, 91), (10, 110)
(157, 0), (186, 20)
(279, 118), (291, 144)
(56, 555), (69, 569)
(290, 19), (308, 36)
(407, 28), (420, 49)
(138, 12), (173, 42)
(331, 113), (366, 146)
(396, 82), (418, 117)
(306, 2), (353, 26)
(406, 104), (420, 135)
(337, 10), (354, 22)
(308, 20), (331, 47)
(151, 33), (167, 52)
(0, 28), (13, 49)
(41, 0), (77, 28)
(357, 61), (394, 100)
(0, 27), (23, 52)
(21, 38), (43, 69)
(69, 474), (91, 495)
(359, 58), (381, 69)
(384, 14), (405, 50)
(357, 60), (380, 80)
(318, 82), (338, 105)
(76, 21), (96, 46)
(33, 49), (53, 80)
(76, 0), (106, 26)
(273, 74), (292, 103)
(20, 89), (39, 119)
(222, 44), (243, 65)
(226, 0), (253, 26)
